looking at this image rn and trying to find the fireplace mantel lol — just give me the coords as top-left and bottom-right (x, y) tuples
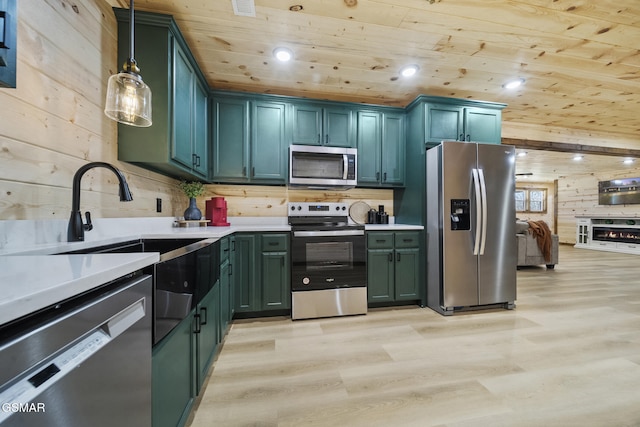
(575, 217), (640, 255)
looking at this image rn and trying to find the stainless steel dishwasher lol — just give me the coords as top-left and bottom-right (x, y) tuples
(0, 273), (152, 426)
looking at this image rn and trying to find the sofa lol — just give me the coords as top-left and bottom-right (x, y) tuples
(516, 220), (559, 269)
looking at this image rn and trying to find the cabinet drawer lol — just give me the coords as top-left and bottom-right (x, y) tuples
(394, 232), (420, 248)
(261, 234), (289, 251)
(367, 233), (394, 249)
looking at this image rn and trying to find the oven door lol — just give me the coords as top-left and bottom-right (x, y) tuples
(291, 228), (366, 291)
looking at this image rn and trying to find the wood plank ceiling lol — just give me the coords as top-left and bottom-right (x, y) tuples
(105, 0), (640, 181)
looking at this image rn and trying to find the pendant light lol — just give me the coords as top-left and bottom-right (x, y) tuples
(104, 0), (152, 127)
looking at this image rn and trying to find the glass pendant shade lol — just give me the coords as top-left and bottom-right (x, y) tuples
(105, 71), (152, 127)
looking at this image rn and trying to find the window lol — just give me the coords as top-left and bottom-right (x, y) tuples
(515, 188), (547, 213)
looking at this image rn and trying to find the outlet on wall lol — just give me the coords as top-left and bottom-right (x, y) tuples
(156, 198), (162, 213)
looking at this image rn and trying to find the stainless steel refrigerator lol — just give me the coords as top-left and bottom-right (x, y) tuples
(426, 140), (516, 315)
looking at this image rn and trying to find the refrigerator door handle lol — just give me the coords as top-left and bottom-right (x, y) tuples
(472, 168), (482, 255)
(478, 168), (488, 255)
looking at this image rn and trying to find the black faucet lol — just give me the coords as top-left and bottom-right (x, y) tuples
(67, 162), (133, 242)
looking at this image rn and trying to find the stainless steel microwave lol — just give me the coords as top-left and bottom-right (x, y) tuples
(289, 145), (357, 189)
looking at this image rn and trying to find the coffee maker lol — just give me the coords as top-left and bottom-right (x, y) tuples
(205, 197), (230, 226)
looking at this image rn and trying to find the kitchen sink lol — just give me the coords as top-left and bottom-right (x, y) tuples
(60, 238), (206, 255)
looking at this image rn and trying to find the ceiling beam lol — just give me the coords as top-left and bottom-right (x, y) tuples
(502, 138), (640, 158)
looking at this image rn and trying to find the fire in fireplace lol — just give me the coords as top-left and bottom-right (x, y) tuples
(592, 227), (640, 244)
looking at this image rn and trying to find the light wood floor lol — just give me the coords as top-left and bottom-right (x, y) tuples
(189, 246), (640, 427)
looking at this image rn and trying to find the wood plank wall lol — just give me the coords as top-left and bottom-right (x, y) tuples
(199, 185), (393, 219)
(0, 0), (185, 220)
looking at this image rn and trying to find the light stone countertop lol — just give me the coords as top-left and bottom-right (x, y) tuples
(0, 253), (159, 326)
(0, 217), (423, 327)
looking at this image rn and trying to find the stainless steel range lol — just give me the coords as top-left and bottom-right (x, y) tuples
(289, 202), (367, 320)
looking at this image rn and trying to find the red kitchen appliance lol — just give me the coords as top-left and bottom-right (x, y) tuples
(206, 197), (230, 226)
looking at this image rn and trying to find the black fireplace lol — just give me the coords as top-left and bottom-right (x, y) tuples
(592, 227), (640, 244)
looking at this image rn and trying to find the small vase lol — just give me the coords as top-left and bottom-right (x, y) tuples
(184, 197), (202, 220)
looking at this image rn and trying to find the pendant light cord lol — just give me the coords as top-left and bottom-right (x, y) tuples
(129, 0), (135, 64)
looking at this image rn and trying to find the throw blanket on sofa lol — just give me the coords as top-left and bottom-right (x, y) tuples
(527, 220), (552, 262)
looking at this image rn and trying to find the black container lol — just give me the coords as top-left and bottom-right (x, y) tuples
(367, 209), (378, 224)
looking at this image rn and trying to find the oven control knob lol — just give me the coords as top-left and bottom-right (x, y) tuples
(341, 206), (346, 211)
(291, 205), (296, 211)
(297, 206), (302, 211)
(335, 206), (340, 211)
(302, 277), (310, 285)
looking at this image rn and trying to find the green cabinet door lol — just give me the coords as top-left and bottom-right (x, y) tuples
(292, 104), (323, 145)
(425, 104), (464, 144)
(464, 107), (502, 143)
(261, 252), (290, 309)
(260, 233), (290, 310)
(152, 310), (195, 427)
(172, 45), (195, 170)
(196, 283), (220, 391)
(357, 111), (382, 185)
(251, 101), (287, 182)
(381, 113), (405, 186)
(367, 250), (394, 302)
(220, 259), (231, 332)
(192, 79), (209, 177)
(394, 248), (420, 300)
(324, 107), (354, 147)
(234, 234), (258, 312)
(212, 97), (250, 181)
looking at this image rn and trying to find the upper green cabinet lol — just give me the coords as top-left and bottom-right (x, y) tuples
(291, 102), (355, 147)
(114, 10), (210, 181)
(211, 94), (287, 184)
(357, 109), (405, 187)
(425, 101), (503, 145)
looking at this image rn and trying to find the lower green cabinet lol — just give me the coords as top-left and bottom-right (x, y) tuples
(152, 308), (196, 427)
(367, 231), (421, 304)
(234, 233), (290, 314)
(153, 240), (232, 427)
(196, 282), (220, 391)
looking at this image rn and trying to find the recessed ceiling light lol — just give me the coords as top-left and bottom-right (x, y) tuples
(503, 78), (525, 89)
(573, 154), (584, 161)
(400, 64), (419, 77)
(624, 158), (635, 164)
(517, 151), (528, 157)
(273, 47), (293, 62)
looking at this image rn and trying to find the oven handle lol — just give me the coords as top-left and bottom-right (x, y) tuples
(293, 229), (365, 237)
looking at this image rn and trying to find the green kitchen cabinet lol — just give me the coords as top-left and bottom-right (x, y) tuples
(211, 96), (250, 181)
(291, 102), (354, 147)
(153, 241), (227, 427)
(195, 281), (220, 392)
(367, 231), (421, 304)
(152, 309), (195, 427)
(425, 103), (502, 145)
(211, 95), (287, 184)
(260, 233), (290, 310)
(234, 233), (291, 314)
(234, 234), (258, 312)
(357, 110), (405, 187)
(114, 10), (210, 181)
(251, 101), (288, 182)
(219, 235), (233, 334)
